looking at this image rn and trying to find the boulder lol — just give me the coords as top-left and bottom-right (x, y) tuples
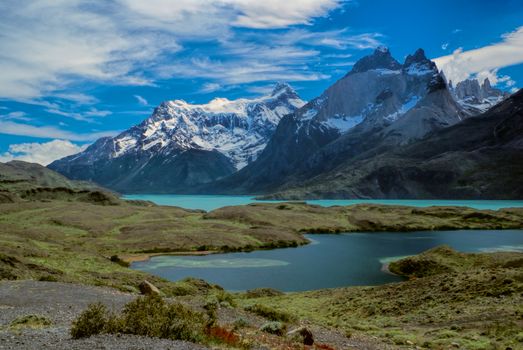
(287, 326), (314, 345)
(138, 280), (160, 296)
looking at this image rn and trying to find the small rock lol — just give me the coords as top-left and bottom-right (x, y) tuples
(138, 280), (160, 295)
(451, 342), (460, 348)
(287, 326), (314, 345)
(406, 340), (414, 345)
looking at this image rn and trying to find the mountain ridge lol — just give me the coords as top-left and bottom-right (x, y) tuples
(260, 89), (523, 199)
(199, 47), (484, 195)
(49, 47), (513, 197)
(49, 83), (304, 193)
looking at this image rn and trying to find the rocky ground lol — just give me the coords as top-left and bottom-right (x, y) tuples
(0, 281), (207, 350)
(0, 281), (390, 350)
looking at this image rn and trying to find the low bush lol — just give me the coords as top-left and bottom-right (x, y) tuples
(109, 255), (130, 267)
(207, 326), (241, 346)
(244, 303), (294, 322)
(71, 303), (109, 338)
(71, 295), (206, 342)
(38, 274), (59, 282)
(232, 317), (249, 330)
(245, 287), (284, 298)
(213, 289), (236, 307)
(260, 321), (286, 336)
(10, 314), (52, 329)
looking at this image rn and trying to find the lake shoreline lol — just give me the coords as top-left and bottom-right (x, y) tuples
(130, 229), (523, 291)
(123, 194), (523, 212)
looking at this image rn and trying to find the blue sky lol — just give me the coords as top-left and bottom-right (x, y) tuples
(1, 0), (523, 164)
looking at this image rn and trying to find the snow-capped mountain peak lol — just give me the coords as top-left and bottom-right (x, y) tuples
(69, 83), (305, 172)
(292, 47), (448, 139)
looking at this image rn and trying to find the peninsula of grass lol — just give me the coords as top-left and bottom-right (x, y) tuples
(1, 193), (522, 295)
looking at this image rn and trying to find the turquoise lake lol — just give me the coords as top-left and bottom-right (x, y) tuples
(123, 194), (523, 211)
(131, 230), (523, 292)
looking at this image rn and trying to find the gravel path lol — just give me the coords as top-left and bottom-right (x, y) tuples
(0, 281), (208, 350)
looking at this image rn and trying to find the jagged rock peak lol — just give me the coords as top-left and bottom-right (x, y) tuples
(454, 78), (505, 100)
(350, 46), (402, 74)
(452, 77), (508, 114)
(272, 82), (293, 94)
(404, 48), (429, 66)
(402, 48), (438, 77)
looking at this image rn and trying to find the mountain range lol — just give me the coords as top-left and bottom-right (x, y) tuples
(49, 83), (304, 193)
(49, 47), (520, 199)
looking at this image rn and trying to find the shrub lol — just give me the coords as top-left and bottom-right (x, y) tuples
(260, 321), (286, 336)
(203, 296), (218, 328)
(245, 288), (284, 298)
(109, 255), (130, 267)
(71, 303), (109, 339)
(71, 295), (206, 343)
(207, 326), (240, 346)
(213, 290), (236, 307)
(232, 317), (249, 330)
(38, 274), (58, 282)
(244, 304), (294, 322)
(10, 314), (52, 329)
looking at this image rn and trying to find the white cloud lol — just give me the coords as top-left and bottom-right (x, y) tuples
(257, 28), (383, 50)
(134, 95), (149, 106)
(199, 83), (222, 94)
(434, 26), (523, 87)
(118, 0), (343, 30)
(45, 107), (112, 122)
(0, 0), (347, 101)
(0, 139), (87, 166)
(153, 26), (379, 87)
(158, 57), (329, 85)
(0, 111), (32, 122)
(230, 0), (342, 29)
(53, 93), (99, 105)
(0, 121), (119, 141)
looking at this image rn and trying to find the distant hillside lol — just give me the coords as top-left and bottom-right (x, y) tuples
(0, 160), (119, 204)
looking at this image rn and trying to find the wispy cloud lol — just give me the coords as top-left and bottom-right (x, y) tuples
(0, 111), (32, 122)
(134, 95), (149, 106)
(434, 26), (523, 87)
(0, 139), (87, 165)
(0, 121), (119, 141)
(230, 0), (343, 29)
(53, 93), (99, 105)
(158, 57), (330, 85)
(199, 83), (223, 94)
(45, 107), (112, 122)
(0, 0), (350, 102)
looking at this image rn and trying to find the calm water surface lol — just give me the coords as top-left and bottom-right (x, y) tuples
(131, 230), (523, 292)
(123, 194), (523, 211)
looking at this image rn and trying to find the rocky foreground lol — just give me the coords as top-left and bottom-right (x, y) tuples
(0, 280), (388, 350)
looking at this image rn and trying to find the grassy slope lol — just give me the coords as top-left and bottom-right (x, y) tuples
(2, 162), (523, 349)
(240, 247), (523, 349)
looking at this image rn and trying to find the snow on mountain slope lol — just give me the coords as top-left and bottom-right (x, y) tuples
(291, 48), (452, 140)
(110, 82), (303, 170)
(48, 83), (304, 193)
